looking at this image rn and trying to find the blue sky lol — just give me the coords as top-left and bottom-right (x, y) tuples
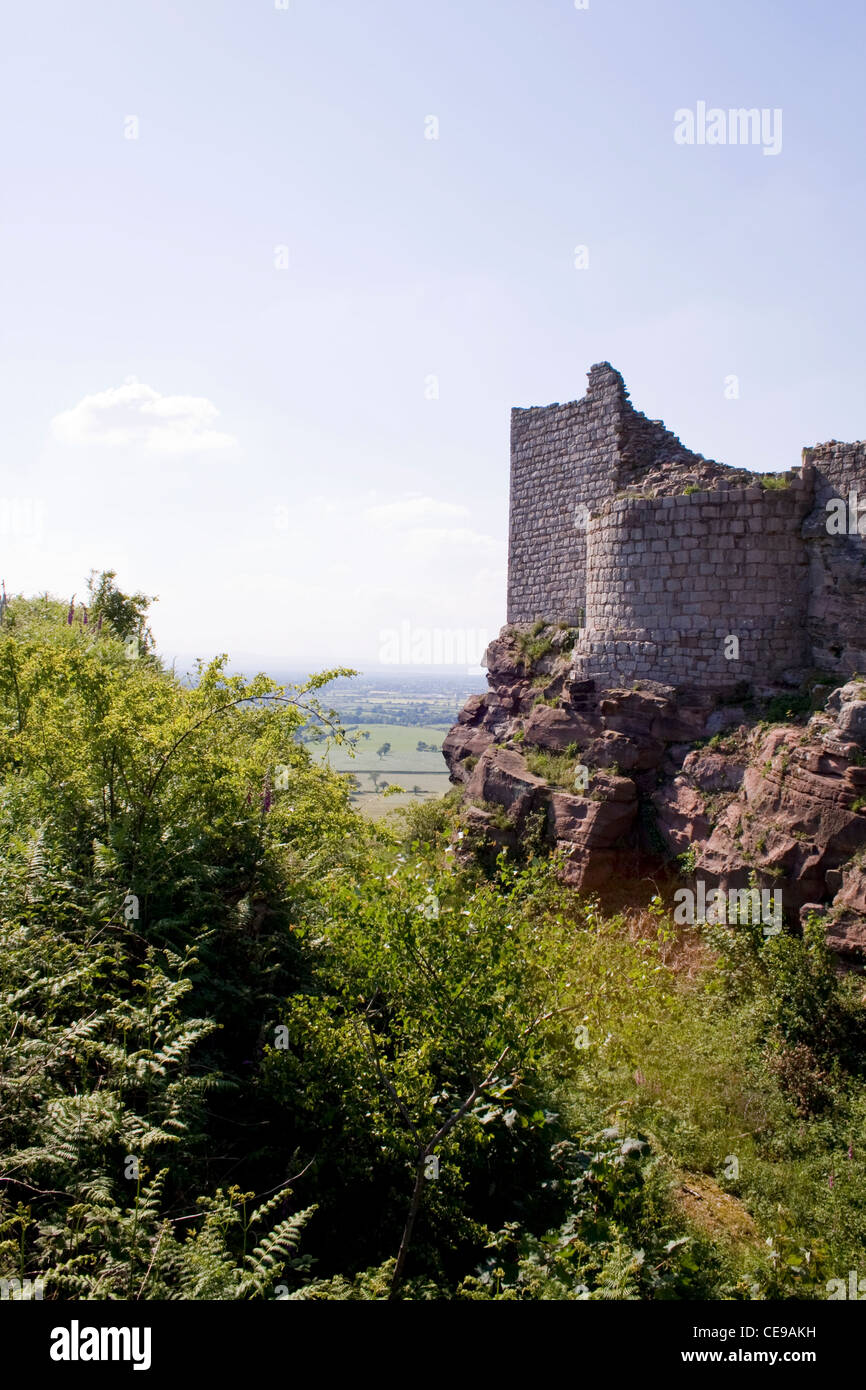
(1, 0), (864, 670)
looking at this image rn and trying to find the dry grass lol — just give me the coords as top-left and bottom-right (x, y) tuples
(675, 1171), (761, 1250)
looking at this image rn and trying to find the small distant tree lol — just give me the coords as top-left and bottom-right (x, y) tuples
(376, 742), (391, 760)
(87, 569), (157, 651)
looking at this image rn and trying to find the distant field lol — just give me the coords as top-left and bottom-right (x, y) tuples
(324, 692), (472, 727)
(314, 723), (453, 819)
(304, 673), (485, 729)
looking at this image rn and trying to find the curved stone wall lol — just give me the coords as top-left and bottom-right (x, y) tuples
(572, 484), (812, 689)
(507, 364), (866, 692)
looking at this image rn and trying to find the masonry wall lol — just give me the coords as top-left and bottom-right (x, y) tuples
(508, 363), (741, 626)
(802, 444), (866, 679)
(616, 401), (720, 485)
(507, 363), (866, 693)
(507, 364), (626, 625)
(571, 485), (812, 690)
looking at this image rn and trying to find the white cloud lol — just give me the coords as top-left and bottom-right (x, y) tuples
(363, 495), (470, 527)
(51, 378), (236, 453)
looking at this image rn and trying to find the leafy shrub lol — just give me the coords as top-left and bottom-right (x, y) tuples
(2, 580), (866, 1300)
(763, 691), (812, 724)
(525, 748), (580, 789)
(515, 624), (554, 669)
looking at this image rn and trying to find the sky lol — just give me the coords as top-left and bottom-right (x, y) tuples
(1, 0), (865, 674)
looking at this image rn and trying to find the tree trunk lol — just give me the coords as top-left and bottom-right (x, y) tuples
(389, 1150), (428, 1298)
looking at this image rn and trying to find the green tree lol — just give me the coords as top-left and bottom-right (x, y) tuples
(263, 853), (588, 1295)
(86, 569), (158, 652)
(0, 584), (356, 1299)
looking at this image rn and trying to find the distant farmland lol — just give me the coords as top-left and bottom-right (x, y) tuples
(273, 670), (478, 722)
(315, 722), (453, 820)
(300, 671), (485, 819)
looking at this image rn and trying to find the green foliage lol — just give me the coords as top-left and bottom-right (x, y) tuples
(758, 473), (791, 490)
(515, 624), (554, 669)
(763, 691), (812, 724)
(456, 1133), (735, 1300)
(0, 586), (354, 1299)
(85, 570), (157, 651)
(525, 748), (580, 789)
(677, 844), (698, 876)
(2, 579), (865, 1302)
(477, 799), (514, 831)
(397, 790), (459, 848)
(260, 852), (587, 1288)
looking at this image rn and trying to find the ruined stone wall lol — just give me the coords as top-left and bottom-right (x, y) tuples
(506, 362), (866, 693)
(615, 400), (720, 486)
(802, 443), (866, 678)
(507, 363), (626, 625)
(572, 485), (812, 690)
(508, 363), (745, 626)
(805, 441), (866, 511)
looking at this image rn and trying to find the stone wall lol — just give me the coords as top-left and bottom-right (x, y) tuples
(508, 362), (747, 626)
(507, 363), (625, 625)
(805, 440), (866, 511)
(572, 485), (812, 690)
(616, 399), (719, 486)
(802, 443), (866, 678)
(507, 363), (866, 692)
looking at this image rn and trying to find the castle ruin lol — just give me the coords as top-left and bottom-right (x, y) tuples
(507, 363), (866, 692)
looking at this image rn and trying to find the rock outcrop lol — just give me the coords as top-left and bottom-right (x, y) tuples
(443, 624), (866, 959)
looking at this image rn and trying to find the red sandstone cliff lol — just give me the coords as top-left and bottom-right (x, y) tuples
(443, 624), (866, 959)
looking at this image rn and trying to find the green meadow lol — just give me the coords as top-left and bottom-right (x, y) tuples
(315, 722), (452, 819)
